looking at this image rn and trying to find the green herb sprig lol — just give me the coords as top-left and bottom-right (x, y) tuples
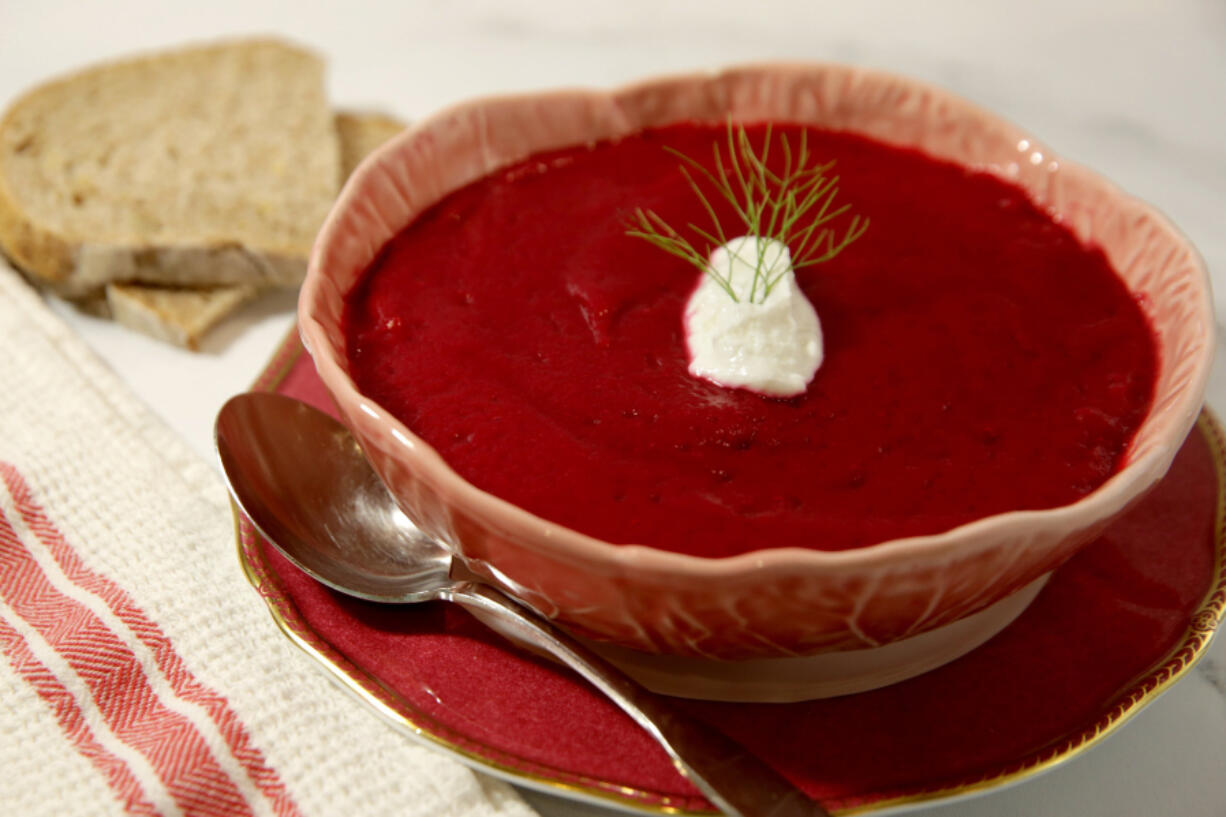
(627, 121), (868, 304)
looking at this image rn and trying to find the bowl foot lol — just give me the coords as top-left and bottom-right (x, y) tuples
(582, 573), (1050, 702)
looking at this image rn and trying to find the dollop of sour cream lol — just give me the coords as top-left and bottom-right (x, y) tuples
(684, 236), (823, 397)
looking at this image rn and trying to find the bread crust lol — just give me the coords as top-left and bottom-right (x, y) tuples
(0, 167), (76, 285)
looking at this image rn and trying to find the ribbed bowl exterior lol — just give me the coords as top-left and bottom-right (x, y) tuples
(300, 65), (1213, 659)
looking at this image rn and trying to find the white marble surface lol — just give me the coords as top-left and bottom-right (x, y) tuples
(2, 1), (1224, 814)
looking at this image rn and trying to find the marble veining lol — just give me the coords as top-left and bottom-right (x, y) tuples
(1198, 652), (1226, 697)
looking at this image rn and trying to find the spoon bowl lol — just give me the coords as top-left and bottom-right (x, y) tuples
(216, 392), (451, 602)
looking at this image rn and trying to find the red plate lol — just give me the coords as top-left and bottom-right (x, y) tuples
(237, 329), (1226, 815)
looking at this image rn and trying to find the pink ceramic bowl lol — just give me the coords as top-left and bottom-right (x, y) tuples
(299, 64), (1213, 695)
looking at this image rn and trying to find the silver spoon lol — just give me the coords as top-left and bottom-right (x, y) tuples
(216, 392), (827, 817)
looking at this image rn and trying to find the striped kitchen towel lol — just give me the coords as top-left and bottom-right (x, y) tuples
(0, 261), (538, 817)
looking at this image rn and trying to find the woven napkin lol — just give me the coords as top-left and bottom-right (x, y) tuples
(0, 262), (539, 817)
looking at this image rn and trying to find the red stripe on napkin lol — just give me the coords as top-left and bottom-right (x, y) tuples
(0, 463), (300, 817)
(0, 465), (304, 817)
(0, 507), (250, 815)
(0, 615), (163, 816)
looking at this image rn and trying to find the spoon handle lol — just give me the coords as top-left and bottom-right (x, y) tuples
(448, 582), (829, 817)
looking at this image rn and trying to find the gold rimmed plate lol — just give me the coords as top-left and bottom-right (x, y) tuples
(234, 328), (1226, 815)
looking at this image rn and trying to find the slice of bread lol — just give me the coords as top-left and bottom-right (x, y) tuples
(98, 110), (405, 350)
(0, 38), (340, 298)
(335, 110), (405, 180)
(105, 283), (259, 349)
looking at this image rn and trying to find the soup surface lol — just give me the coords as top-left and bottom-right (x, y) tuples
(344, 123), (1157, 557)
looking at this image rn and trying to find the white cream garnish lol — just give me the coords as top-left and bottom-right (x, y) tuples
(684, 236), (823, 397)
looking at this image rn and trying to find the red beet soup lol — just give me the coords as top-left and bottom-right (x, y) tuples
(343, 123), (1157, 557)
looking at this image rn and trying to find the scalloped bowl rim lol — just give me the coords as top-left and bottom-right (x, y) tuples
(300, 62), (1214, 580)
